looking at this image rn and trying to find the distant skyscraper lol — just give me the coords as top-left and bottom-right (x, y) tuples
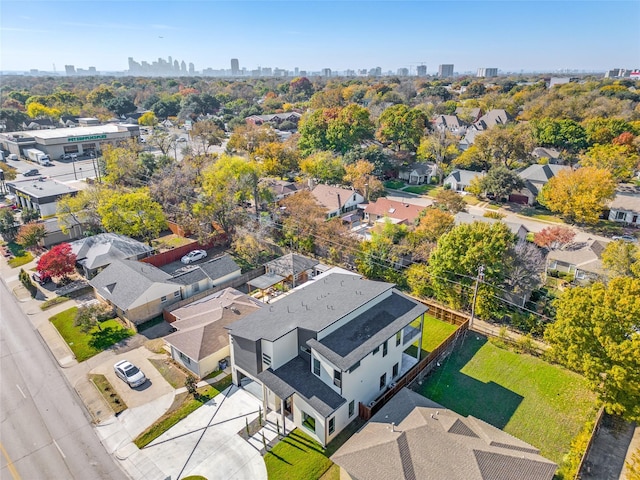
(231, 58), (240, 75)
(416, 65), (427, 77)
(438, 64), (454, 78)
(189, 62), (195, 74)
(397, 68), (409, 77)
(181, 60), (187, 73)
(174, 60), (180, 71)
(322, 68), (332, 77)
(65, 65), (76, 76)
(477, 67), (498, 77)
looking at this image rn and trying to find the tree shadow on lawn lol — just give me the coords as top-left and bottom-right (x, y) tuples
(415, 334), (523, 430)
(89, 326), (133, 351)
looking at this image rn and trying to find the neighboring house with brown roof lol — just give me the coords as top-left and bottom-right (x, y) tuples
(608, 185), (640, 226)
(245, 112), (302, 127)
(164, 288), (263, 378)
(546, 240), (607, 284)
(398, 162), (439, 185)
(511, 164), (571, 205)
(332, 388), (556, 480)
(474, 109), (511, 131)
(264, 179), (302, 201)
(311, 184), (365, 218)
(364, 198), (428, 226)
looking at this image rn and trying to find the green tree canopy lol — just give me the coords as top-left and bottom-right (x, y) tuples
(580, 143), (639, 181)
(477, 165), (525, 200)
(376, 104), (427, 152)
(545, 278), (640, 421)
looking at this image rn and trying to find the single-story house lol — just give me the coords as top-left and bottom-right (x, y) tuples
(41, 216), (87, 248)
(164, 288), (263, 378)
(608, 185), (640, 226)
(364, 198), (428, 226)
(398, 162), (439, 185)
(170, 254), (242, 298)
(443, 169), (485, 192)
(546, 240), (607, 284)
(511, 164), (571, 205)
(454, 107), (482, 123)
(248, 253), (320, 298)
(454, 212), (529, 241)
(59, 116), (80, 128)
(22, 118), (55, 130)
(264, 179), (302, 201)
(331, 388), (557, 480)
(473, 109), (511, 131)
(311, 184), (365, 218)
(433, 115), (467, 135)
(90, 259), (182, 328)
(531, 147), (561, 163)
(246, 112), (302, 127)
(70, 233), (153, 278)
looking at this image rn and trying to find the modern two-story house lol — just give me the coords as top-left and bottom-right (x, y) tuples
(226, 272), (428, 446)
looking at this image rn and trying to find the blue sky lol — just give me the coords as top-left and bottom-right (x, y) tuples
(1, 1), (639, 73)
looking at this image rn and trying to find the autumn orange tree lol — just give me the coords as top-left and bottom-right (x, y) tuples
(533, 226), (576, 250)
(538, 167), (616, 224)
(15, 222), (46, 249)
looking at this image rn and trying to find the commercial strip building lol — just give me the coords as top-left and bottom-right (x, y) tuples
(0, 124), (140, 160)
(6, 177), (79, 216)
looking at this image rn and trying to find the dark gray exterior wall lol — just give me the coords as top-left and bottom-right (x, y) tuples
(231, 335), (261, 377)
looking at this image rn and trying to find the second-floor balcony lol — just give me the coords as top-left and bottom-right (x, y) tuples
(402, 325), (421, 346)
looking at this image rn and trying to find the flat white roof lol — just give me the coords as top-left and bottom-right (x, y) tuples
(9, 178), (79, 198)
(3, 124), (138, 141)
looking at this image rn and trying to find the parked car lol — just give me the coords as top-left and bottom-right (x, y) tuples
(60, 153), (73, 160)
(114, 360), (147, 388)
(31, 271), (51, 285)
(181, 249), (207, 264)
(24, 169), (40, 177)
(7, 154), (19, 161)
(612, 235), (638, 243)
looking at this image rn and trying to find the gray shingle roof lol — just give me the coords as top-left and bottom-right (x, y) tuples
(518, 164), (569, 184)
(258, 356), (346, 417)
(265, 253), (319, 278)
(198, 254), (241, 283)
(89, 259), (177, 310)
(227, 273), (394, 341)
(70, 233), (152, 270)
(331, 388), (556, 480)
(169, 267), (210, 286)
(454, 212), (528, 237)
(308, 291), (428, 370)
(446, 169), (485, 186)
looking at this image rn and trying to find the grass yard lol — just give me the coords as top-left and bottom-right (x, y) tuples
(403, 184), (436, 195)
(49, 307), (135, 361)
(461, 195), (481, 206)
(415, 334), (596, 465)
(151, 234), (194, 251)
(405, 315), (459, 358)
(134, 375), (233, 448)
(383, 179), (405, 190)
(7, 242), (33, 268)
(265, 429), (334, 480)
(149, 357), (189, 388)
(40, 296), (71, 310)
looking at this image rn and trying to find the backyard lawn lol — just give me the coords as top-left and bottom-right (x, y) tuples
(49, 306), (134, 361)
(405, 315), (459, 358)
(414, 334), (596, 465)
(265, 429), (334, 480)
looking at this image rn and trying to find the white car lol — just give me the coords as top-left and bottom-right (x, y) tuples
(612, 235), (637, 243)
(114, 360), (147, 388)
(181, 249), (207, 264)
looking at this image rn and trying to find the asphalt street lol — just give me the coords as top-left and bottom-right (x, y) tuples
(7, 157), (99, 183)
(0, 281), (126, 480)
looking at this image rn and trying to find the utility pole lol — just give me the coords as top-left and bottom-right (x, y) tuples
(469, 265), (484, 330)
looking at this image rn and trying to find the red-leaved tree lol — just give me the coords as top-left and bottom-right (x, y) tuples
(533, 226), (576, 250)
(36, 243), (77, 279)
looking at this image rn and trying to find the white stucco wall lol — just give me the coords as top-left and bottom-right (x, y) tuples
(267, 330), (298, 370)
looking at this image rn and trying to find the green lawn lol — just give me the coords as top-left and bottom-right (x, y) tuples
(405, 315), (459, 358)
(415, 334), (596, 465)
(265, 429), (334, 480)
(7, 242), (33, 268)
(461, 195), (481, 206)
(49, 307), (135, 361)
(384, 180), (405, 190)
(403, 184), (436, 195)
(134, 375), (233, 448)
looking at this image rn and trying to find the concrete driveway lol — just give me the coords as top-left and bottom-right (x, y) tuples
(143, 385), (267, 480)
(90, 346), (174, 409)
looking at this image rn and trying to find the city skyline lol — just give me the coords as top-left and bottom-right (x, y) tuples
(1, 1), (639, 73)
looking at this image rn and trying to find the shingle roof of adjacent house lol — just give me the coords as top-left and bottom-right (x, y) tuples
(227, 273), (394, 341)
(547, 240), (607, 275)
(474, 109), (510, 131)
(518, 164), (569, 184)
(364, 198), (427, 225)
(434, 114), (465, 129)
(265, 253), (319, 278)
(532, 147), (561, 160)
(170, 254), (240, 286)
(308, 291), (427, 370)
(609, 192), (640, 213)
(258, 356), (346, 417)
(89, 259), (178, 310)
(165, 288), (263, 361)
(332, 388), (557, 480)
(311, 184), (362, 212)
(454, 212), (529, 238)
(70, 233), (152, 271)
(445, 169), (485, 186)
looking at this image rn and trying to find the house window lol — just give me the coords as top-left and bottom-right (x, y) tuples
(349, 400), (355, 418)
(262, 353), (271, 367)
(382, 340), (388, 357)
(174, 291), (181, 297)
(380, 373), (387, 390)
(179, 351), (191, 365)
(616, 211), (626, 220)
(334, 370), (342, 388)
(302, 412), (315, 432)
(348, 361), (360, 373)
(393, 363), (399, 378)
(396, 331), (401, 346)
(549, 260), (557, 270)
(373, 346), (380, 355)
(576, 271), (585, 280)
(329, 417), (335, 435)
(161, 296), (167, 303)
(313, 358), (320, 376)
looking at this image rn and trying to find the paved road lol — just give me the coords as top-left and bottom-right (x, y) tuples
(7, 157), (99, 183)
(0, 281), (126, 480)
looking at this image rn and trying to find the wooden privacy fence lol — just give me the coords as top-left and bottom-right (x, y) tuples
(360, 318), (469, 421)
